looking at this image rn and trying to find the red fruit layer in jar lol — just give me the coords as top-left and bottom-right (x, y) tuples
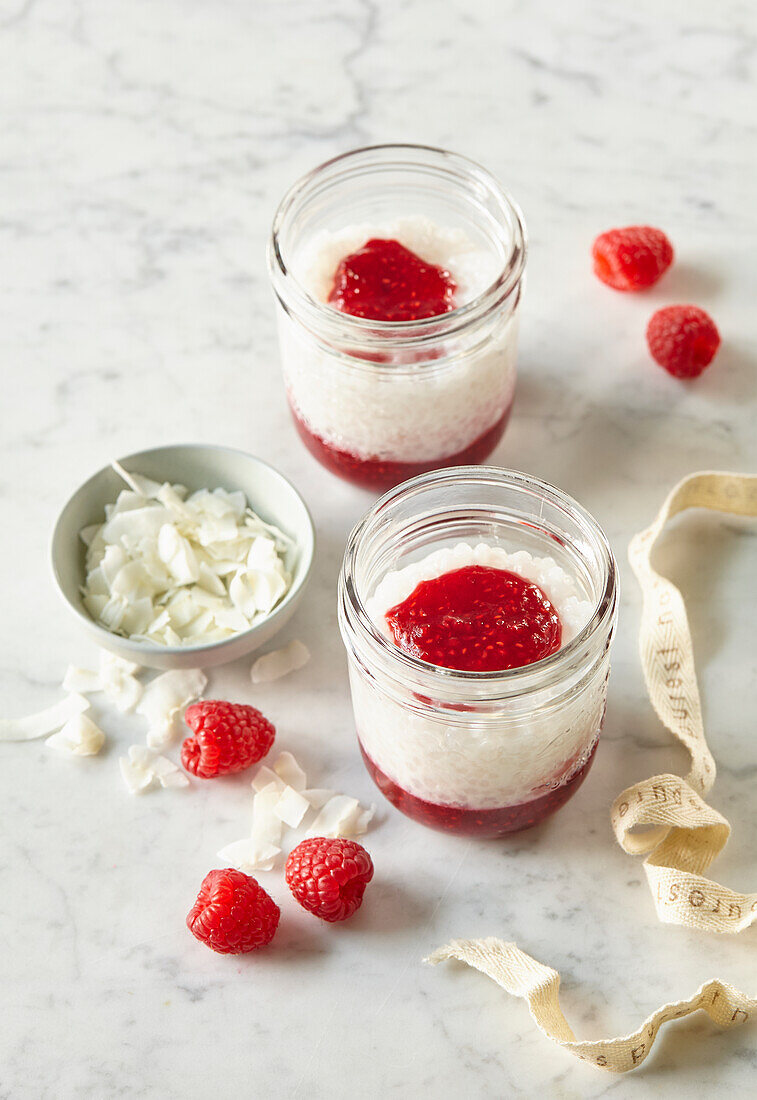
(360, 739), (598, 837)
(289, 401), (511, 491)
(386, 565), (562, 672)
(328, 238), (457, 322)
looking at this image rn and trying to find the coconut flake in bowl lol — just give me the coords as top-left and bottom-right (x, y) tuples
(51, 445), (315, 670)
(81, 461), (293, 647)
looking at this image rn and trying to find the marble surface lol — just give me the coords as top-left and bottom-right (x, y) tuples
(2, 1), (755, 1096)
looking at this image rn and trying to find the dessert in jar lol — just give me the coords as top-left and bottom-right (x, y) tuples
(338, 467), (618, 836)
(267, 145), (526, 490)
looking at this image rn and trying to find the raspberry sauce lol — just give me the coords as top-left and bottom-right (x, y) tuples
(328, 238), (457, 322)
(289, 402), (511, 491)
(386, 565), (562, 672)
(359, 740), (598, 837)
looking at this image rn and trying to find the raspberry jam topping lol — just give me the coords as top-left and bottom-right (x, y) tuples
(385, 565), (562, 672)
(328, 238), (457, 322)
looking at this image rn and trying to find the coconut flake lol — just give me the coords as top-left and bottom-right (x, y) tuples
(349, 804), (376, 837)
(98, 652), (143, 712)
(307, 796), (359, 838)
(119, 756), (153, 794)
(46, 713), (105, 756)
(101, 506), (173, 547)
(157, 524), (200, 585)
(79, 524), (102, 547)
(111, 460), (163, 499)
(251, 764), (284, 793)
(156, 483), (193, 519)
(274, 785), (310, 828)
(250, 640), (310, 684)
(302, 788), (336, 810)
(159, 769), (190, 789)
(306, 795), (375, 839)
(136, 668), (206, 749)
(149, 752), (189, 788)
(229, 567), (287, 618)
(272, 751), (307, 791)
(118, 744), (188, 793)
(251, 782), (284, 847)
(62, 666), (102, 694)
(0, 693), (89, 743)
(197, 561), (226, 597)
(217, 838), (281, 873)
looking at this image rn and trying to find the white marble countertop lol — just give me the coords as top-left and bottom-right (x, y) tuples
(2, 1), (755, 1096)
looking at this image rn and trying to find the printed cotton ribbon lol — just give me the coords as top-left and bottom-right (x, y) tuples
(614, 470), (757, 932)
(427, 939), (756, 1073)
(429, 471), (757, 1072)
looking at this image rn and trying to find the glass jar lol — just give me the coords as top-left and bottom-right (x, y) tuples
(338, 467), (618, 836)
(268, 145), (526, 491)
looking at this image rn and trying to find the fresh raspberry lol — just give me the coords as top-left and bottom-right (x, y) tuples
(181, 700), (275, 778)
(646, 305), (721, 379)
(285, 837), (374, 922)
(186, 868), (280, 954)
(592, 226), (673, 291)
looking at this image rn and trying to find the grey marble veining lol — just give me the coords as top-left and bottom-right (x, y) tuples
(1, 1), (756, 1097)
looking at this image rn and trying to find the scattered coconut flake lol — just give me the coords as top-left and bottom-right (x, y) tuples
(118, 744), (188, 794)
(46, 713), (105, 756)
(274, 785), (310, 829)
(159, 769), (191, 789)
(307, 795), (359, 838)
(350, 804), (376, 837)
(61, 654), (143, 712)
(217, 748), (375, 883)
(217, 838), (281, 873)
(78, 465), (294, 647)
(251, 782), (284, 847)
(0, 693), (89, 743)
(152, 761), (189, 789)
(126, 744), (155, 771)
(306, 795), (375, 839)
(119, 755), (154, 794)
(62, 666), (102, 694)
(99, 652), (143, 712)
(250, 639), (310, 684)
(302, 788), (336, 810)
(102, 653), (140, 677)
(273, 751), (307, 791)
(149, 753), (179, 778)
(136, 668), (206, 749)
(251, 764), (284, 793)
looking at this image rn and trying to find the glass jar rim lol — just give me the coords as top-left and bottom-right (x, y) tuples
(338, 466), (618, 702)
(267, 143), (528, 346)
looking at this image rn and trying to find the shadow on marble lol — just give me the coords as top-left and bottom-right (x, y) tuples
(241, 910), (332, 963)
(501, 344), (753, 504)
(647, 259), (728, 303)
(651, 512), (747, 670)
(630, 1012), (756, 1079)
(691, 339), (756, 410)
(337, 879), (433, 936)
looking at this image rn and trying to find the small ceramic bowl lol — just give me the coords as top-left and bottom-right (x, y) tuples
(51, 444), (315, 670)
